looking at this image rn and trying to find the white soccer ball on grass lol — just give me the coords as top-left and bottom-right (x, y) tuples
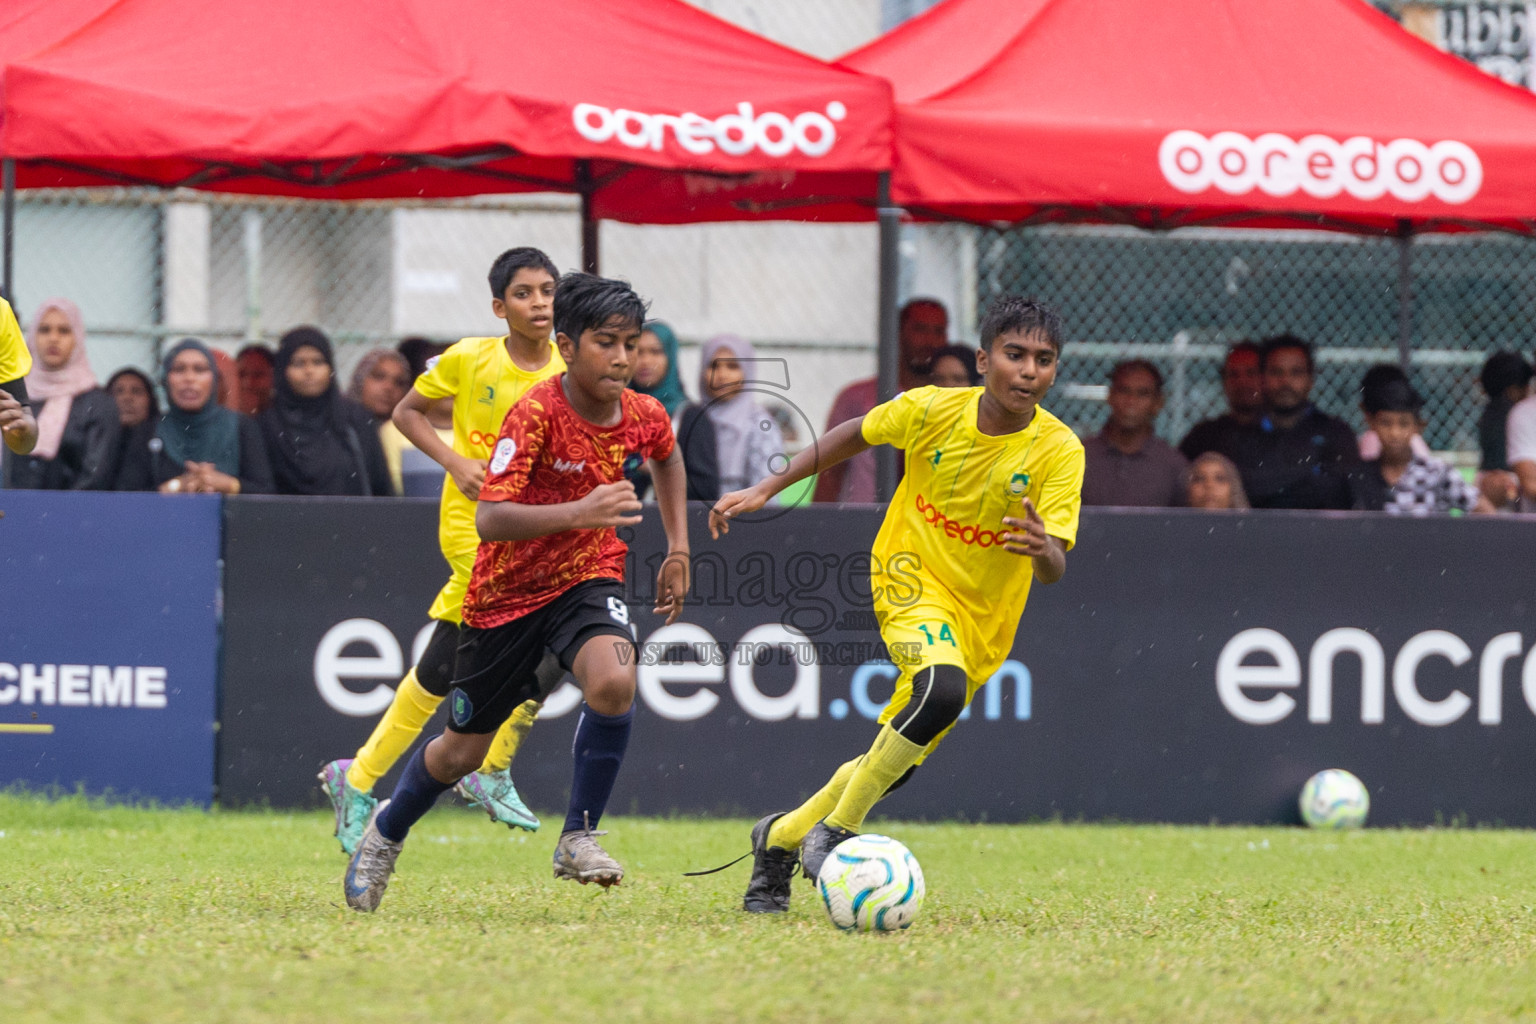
(816, 834), (925, 932)
(1299, 768), (1370, 829)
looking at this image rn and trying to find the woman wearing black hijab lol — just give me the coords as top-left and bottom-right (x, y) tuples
(258, 326), (393, 496)
(116, 338), (274, 494)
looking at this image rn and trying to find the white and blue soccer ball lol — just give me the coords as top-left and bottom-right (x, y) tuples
(816, 834), (925, 932)
(1299, 769), (1370, 829)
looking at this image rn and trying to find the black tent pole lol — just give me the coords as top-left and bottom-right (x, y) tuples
(578, 160), (598, 275)
(2, 159), (14, 303)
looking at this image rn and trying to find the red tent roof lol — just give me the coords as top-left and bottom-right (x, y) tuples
(0, 0), (892, 223)
(841, 0), (1536, 233)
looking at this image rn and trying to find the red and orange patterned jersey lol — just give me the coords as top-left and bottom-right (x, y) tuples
(463, 376), (676, 628)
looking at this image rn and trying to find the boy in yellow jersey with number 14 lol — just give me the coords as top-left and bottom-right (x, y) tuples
(319, 248), (567, 854)
(710, 296), (1085, 913)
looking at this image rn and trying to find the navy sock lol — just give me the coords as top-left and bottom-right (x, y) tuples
(376, 743), (453, 842)
(563, 703), (634, 834)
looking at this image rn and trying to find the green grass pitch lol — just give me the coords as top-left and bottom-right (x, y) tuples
(3, 793), (1535, 1023)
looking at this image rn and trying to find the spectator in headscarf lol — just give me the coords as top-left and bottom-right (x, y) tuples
(258, 326), (393, 496)
(1185, 451), (1250, 510)
(235, 344), (275, 416)
(348, 347), (414, 494)
(4, 297), (121, 490)
(116, 339), (273, 494)
(1476, 352), (1531, 511)
(699, 333), (784, 496)
(108, 366), (160, 479)
(628, 322), (718, 501)
(107, 367), (159, 430)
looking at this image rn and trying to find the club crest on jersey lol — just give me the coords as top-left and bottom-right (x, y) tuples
(490, 438), (517, 474)
(1007, 472), (1031, 497)
(554, 458), (587, 474)
(929, 449), (943, 467)
(478, 385), (496, 406)
(621, 453), (644, 476)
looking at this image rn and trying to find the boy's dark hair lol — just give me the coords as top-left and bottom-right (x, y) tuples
(488, 247), (559, 299)
(1260, 334), (1314, 374)
(1361, 365), (1424, 415)
(396, 336), (446, 380)
(554, 273), (649, 347)
(932, 343), (981, 385)
(1480, 350), (1533, 397)
(978, 296), (1064, 352)
(1110, 358), (1164, 393)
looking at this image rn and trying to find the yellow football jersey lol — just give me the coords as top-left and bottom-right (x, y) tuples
(412, 336), (565, 565)
(0, 297), (33, 385)
(862, 385), (1084, 678)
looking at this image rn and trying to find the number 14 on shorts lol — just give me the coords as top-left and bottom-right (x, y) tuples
(916, 622), (957, 647)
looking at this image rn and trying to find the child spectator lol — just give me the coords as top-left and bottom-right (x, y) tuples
(258, 326), (393, 496)
(5, 297), (121, 490)
(348, 348), (415, 495)
(699, 333), (784, 495)
(1354, 372), (1488, 515)
(1185, 451), (1250, 510)
(1356, 363), (1430, 461)
(1082, 359), (1187, 507)
(628, 321), (718, 501)
(235, 344), (275, 416)
(116, 339), (273, 495)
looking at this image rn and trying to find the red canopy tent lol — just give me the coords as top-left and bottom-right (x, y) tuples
(840, 0), (1536, 234)
(0, 0), (893, 288)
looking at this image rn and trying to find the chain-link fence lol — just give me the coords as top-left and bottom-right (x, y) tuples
(950, 225), (1536, 454)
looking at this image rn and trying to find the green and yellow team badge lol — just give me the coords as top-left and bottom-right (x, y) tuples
(1006, 472), (1030, 498)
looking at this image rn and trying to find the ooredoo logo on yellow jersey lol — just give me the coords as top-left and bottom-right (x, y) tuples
(914, 493), (1002, 548)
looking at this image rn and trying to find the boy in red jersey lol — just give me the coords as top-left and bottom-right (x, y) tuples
(344, 274), (691, 911)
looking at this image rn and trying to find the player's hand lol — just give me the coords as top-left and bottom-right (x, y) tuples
(654, 551), (690, 625)
(450, 455), (488, 500)
(708, 486), (768, 539)
(1001, 497), (1049, 557)
(579, 480), (643, 529)
(0, 392), (25, 433)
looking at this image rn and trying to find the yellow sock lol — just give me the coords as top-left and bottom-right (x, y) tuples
(823, 726), (926, 833)
(477, 700), (539, 774)
(346, 669), (442, 792)
(766, 758), (861, 850)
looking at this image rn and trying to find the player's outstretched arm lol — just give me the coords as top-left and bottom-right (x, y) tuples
(476, 480), (642, 543)
(394, 388), (485, 499)
(710, 417), (871, 538)
(0, 388), (38, 455)
(1001, 497), (1068, 584)
(648, 446), (690, 625)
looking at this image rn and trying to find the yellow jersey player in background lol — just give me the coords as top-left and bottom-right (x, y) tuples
(0, 296), (39, 455)
(319, 247), (567, 853)
(710, 295), (1084, 913)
